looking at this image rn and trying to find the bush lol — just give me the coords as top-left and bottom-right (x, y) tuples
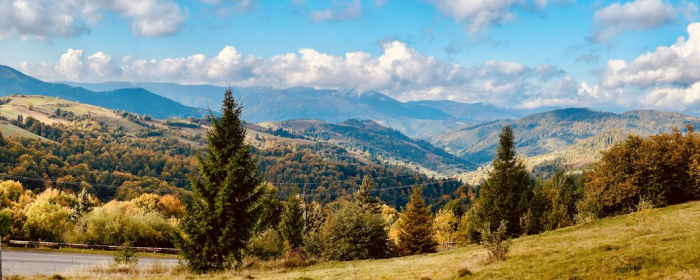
(479, 220), (512, 262)
(23, 199), (72, 242)
(247, 228), (284, 260)
(627, 198), (657, 227)
(66, 201), (177, 247)
(321, 203), (390, 261)
(114, 241), (139, 265)
(456, 267), (472, 277)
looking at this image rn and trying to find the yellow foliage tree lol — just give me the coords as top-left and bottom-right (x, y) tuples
(23, 199), (72, 241)
(433, 208), (458, 246)
(158, 194), (184, 219)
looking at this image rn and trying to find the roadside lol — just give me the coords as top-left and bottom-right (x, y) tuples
(2, 250), (179, 276)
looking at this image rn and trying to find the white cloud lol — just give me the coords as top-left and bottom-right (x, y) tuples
(88, 52), (120, 78)
(423, 0), (571, 36)
(580, 22), (700, 111)
(0, 0), (188, 41)
(309, 0), (362, 23)
(56, 48), (84, 79)
(21, 42), (577, 109)
(601, 22), (700, 90)
(590, 0), (698, 43)
(424, 0), (523, 35)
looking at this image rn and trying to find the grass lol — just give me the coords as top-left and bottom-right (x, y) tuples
(15, 200), (699, 280)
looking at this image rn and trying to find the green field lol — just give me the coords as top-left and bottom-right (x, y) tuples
(21, 201), (699, 280)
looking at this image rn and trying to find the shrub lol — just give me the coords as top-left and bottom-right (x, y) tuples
(23, 199), (72, 242)
(627, 198), (657, 227)
(66, 201), (177, 247)
(247, 228), (284, 260)
(456, 267), (472, 277)
(479, 220), (512, 262)
(321, 202), (389, 261)
(114, 241), (139, 265)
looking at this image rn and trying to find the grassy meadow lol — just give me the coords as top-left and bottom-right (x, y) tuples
(13, 200), (700, 280)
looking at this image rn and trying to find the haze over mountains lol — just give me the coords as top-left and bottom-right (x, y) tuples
(65, 80), (536, 138)
(0, 66), (207, 119)
(4, 64), (700, 175)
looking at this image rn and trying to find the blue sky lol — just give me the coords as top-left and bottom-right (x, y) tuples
(1, 0), (699, 112)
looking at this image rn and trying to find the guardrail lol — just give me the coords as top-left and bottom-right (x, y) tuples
(8, 240), (181, 254)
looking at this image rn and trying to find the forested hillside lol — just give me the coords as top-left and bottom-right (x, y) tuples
(433, 108), (700, 165)
(0, 95), (463, 209)
(255, 119), (475, 177)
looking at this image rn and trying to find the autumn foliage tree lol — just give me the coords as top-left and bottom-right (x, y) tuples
(397, 185), (437, 256)
(582, 126), (700, 217)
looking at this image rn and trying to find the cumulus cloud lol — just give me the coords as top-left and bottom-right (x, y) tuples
(56, 49), (84, 79)
(582, 22), (700, 111)
(88, 52), (120, 78)
(21, 42), (576, 109)
(590, 0), (698, 43)
(109, 0), (188, 37)
(309, 0), (362, 22)
(600, 22), (700, 90)
(0, 0), (188, 41)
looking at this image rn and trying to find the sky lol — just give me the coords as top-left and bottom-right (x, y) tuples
(0, 0), (699, 112)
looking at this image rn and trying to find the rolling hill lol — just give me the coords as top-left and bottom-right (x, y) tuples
(0, 65), (207, 119)
(226, 201), (700, 280)
(0, 95), (466, 207)
(432, 108), (700, 166)
(254, 119), (476, 177)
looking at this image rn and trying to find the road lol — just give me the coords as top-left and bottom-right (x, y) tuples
(2, 250), (179, 275)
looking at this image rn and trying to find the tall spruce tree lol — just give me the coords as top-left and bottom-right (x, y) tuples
(280, 187), (304, 250)
(471, 126), (531, 237)
(397, 185), (437, 256)
(180, 88), (262, 272)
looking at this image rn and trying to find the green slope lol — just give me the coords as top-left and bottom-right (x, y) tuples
(241, 201), (700, 280)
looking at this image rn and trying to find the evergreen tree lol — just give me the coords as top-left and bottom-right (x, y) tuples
(397, 185), (437, 256)
(354, 175), (379, 213)
(71, 188), (93, 222)
(471, 126), (531, 237)
(180, 88), (262, 272)
(280, 187), (304, 250)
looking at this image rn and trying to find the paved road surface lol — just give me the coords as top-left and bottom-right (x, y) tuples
(2, 250), (179, 275)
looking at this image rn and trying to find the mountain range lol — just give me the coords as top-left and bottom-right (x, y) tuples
(432, 107), (700, 166)
(0, 66), (207, 119)
(63, 81), (537, 138)
(4, 64), (700, 177)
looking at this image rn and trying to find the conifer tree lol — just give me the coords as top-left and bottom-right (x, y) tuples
(354, 175), (379, 213)
(280, 187), (304, 250)
(471, 126), (531, 237)
(397, 185), (437, 256)
(71, 188), (93, 222)
(180, 88), (262, 272)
